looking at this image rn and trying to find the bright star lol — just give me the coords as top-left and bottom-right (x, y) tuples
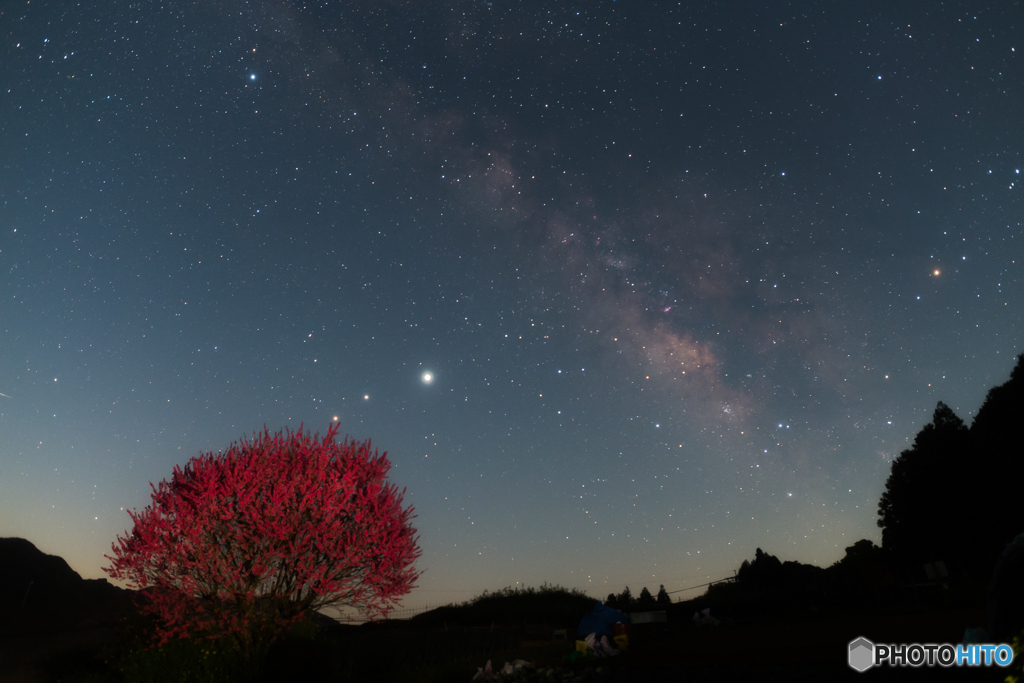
(249, 74), (256, 81)
(422, 372), (434, 384)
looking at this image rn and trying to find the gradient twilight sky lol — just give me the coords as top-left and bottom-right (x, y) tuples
(1, 1), (1021, 609)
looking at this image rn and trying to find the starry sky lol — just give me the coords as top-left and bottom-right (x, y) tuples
(1, 1), (1021, 610)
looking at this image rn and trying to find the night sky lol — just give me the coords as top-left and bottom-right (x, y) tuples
(2, 1), (1021, 611)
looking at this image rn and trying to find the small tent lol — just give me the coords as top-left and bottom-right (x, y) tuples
(576, 601), (630, 639)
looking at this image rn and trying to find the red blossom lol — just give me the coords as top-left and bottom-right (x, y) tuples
(105, 424), (420, 648)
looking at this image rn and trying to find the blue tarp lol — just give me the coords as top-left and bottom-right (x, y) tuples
(577, 601), (630, 638)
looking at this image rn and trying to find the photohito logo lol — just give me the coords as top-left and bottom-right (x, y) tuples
(848, 637), (1014, 671)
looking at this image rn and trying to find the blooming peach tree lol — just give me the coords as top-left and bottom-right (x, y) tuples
(105, 424), (420, 654)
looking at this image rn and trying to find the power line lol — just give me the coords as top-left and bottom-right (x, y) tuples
(665, 573), (736, 595)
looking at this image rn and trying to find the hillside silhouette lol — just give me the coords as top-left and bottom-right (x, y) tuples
(410, 584), (595, 628)
(0, 538), (134, 682)
(0, 538), (132, 635)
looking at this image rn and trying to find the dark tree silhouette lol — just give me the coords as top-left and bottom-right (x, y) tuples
(969, 353), (1024, 566)
(737, 548), (784, 586)
(637, 586), (655, 609)
(605, 593), (617, 607)
(877, 353), (1024, 580)
(827, 539), (897, 605)
(656, 584), (671, 606)
(616, 586), (633, 609)
(877, 401), (970, 568)
(832, 539), (882, 569)
(724, 547), (827, 612)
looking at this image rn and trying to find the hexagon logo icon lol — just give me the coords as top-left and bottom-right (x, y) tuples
(848, 637), (875, 672)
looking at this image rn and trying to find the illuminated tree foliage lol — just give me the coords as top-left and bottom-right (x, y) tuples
(105, 424), (420, 656)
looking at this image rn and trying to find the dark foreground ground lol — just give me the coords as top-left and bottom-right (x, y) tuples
(1, 605), (1010, 683)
